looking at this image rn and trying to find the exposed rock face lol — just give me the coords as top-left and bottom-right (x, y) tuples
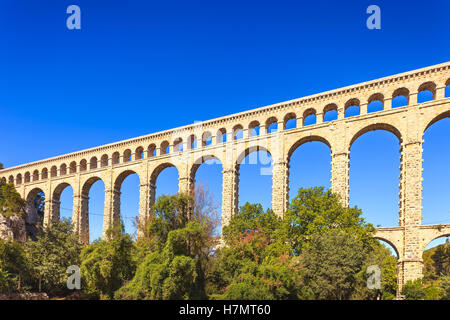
(0, 214), (27, 243)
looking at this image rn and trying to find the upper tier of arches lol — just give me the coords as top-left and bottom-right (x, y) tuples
(2, 75), (449, 186)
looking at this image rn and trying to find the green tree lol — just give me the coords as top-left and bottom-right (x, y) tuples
(80, 221), (135, 299)
(431, 241), (450, 277)
(282, 187), (376, 255)
(423, 282), (442, 300)
(353, 242), (398, 300)
(440, 275), (450, 300)
(402, 278), (444, 300)
(402, 279), (426, 300)
(300, 228), (370, 300)
(25, 219), (82, 296)
(0, 181), (26, 218)
(0, 239), (31, 293)
(210, 188), (379, 300)
(116, 192), (214, 300)
(0, 267), (13, 293)
(222, 202), (281, 244)
(210, 203), (301, 300)
(116, 221), (210, 300)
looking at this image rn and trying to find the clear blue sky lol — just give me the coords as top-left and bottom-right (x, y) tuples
(0, 0), (449, 250)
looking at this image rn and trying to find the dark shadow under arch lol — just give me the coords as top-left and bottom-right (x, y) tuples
(26, 187), (45, 205)
(26, 187), (45, 239)
(53, 182), (72, 202)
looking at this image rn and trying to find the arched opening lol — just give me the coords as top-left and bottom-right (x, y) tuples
(123, 150), (132, 163)
(237, 146), (273, 210)
(202, 132), (212, 147)
(423, 236), (450, 281)
(112, 152), (120, 165)
(53, 182), (74, 223)
(424, 236), (450, 251)
(24, 172), (30, 183)
(303, 109), (316, 126)
(349, 124), (402, 227)
(60, 164), (67, 176)
(288, 136), (331, 201)
(115, 171), (140, 238)
(26, 188), (45, 240)
(147, 144), (156, 158)
(69, 161), (77, 174)
(417, 82), (436, 103)
(80, 160), (87, 172)
(392, 87), (409, 108)
(41, 168), (48, 180)
(135, 147), (144, 160)
(151, 163), (180, 200)
(89, 157), (98, 170)
(345, 98), (360, 118)
(249, 121), (260, 137)
(217, 128), (227, 143)
(233, 124), (244, 140)
(367, 93), (384, 113)
(374, 238), (400, 259)
(190, 155), (223, 235)
(323, 103), (338, 122)
(32, 170), (39, 182)
(50, 166), (57, 178)
(174, 138), (183, 152)
(422, 113), (450, 225)
(188, 134), (197, 149)
(82, 177), (105, 243)
(284, 113), (296, 130)
(16, 174), (22, 185)
(101, 154), (109, 167)
(160, 141), (170, 155)
(265, 117), (278, 134)
(8, 175), (14, 184)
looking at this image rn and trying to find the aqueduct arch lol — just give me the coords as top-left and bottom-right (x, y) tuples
(1, 62), (450, 293)
(50, 182), (73, 224)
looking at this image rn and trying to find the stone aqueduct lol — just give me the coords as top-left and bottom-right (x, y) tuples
(1, 62), (450, 290)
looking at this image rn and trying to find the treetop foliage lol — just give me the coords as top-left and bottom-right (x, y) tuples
(8, 184), (450, 300)
(0, 182), (26, 218)
(283, 187), (376, 255)
(25, 219), (82, 296)
(115, 190), (214, 300)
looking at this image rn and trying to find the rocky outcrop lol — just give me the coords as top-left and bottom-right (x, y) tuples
(0, 214), (27, 243)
